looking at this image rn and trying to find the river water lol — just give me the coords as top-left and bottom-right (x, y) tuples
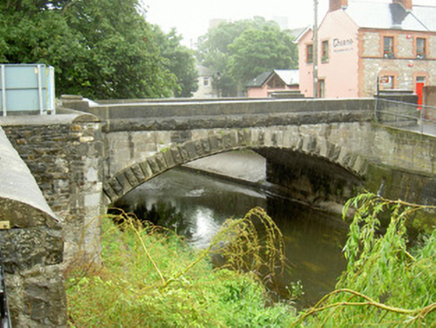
(112, 152), (349, 308)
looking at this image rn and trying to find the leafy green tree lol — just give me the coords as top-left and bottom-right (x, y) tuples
(196, 17), (298, 96)
(152, 27), (198, 98)
(228, 25), (297, 88)
(0, 0), (197, 99)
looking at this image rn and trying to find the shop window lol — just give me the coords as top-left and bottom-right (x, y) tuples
(416, 38), (426, 59)
(321, 41), (329, 63)
(306, 44), (313, 63)
(383, 36), (394, 58)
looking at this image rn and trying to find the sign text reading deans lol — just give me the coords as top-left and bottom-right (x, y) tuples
(333, 38), (354, 53)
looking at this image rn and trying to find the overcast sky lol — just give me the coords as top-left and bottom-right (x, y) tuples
(143, 0), (436, 47)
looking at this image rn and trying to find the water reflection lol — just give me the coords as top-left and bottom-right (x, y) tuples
(112, 168), (348, 308)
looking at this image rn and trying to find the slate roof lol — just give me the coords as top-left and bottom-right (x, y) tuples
(295, 0), (436, 42)
(246, 70), (299, 88)
(345, 0), (436, 32)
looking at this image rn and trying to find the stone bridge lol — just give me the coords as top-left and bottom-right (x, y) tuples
(65, 96), (436, 208)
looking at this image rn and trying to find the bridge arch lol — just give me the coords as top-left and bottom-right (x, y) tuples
(103, 128), (368, 204)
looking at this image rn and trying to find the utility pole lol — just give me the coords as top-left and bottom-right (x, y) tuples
(313, 0), (319, 98)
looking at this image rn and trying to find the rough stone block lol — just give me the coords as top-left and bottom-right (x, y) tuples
(139, 161), (153, 179)
(302, 135), (317, 154)
(180, 140), (197, 160)
(208, 135), (223, 153)
(147, 157), (160, 174)
(155, 152), (168, 170)
(103, 183), (118, 202)
(115, 172), (132, 195)
(170, 146), (183, 164)
(131, 163), (145, 181)
(108, 178), (124, 196)
(162, 149), (176, 168)
(201, 138), (212, 154)
(124, 168), (139, 186)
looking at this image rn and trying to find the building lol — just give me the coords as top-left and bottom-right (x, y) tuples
(192, 65), (218, 99)
(246, 69), (299, 98)
(296, 0), (436, 98)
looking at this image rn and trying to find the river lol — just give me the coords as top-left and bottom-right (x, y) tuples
(112, 151), (349, 309)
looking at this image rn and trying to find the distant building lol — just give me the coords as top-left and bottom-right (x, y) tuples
(192, 65), (218, 99)
(246, 69), (299, 98)
(296, 0), (436, 98)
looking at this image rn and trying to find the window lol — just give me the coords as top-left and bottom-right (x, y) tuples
(416, 38), (426, 59)
(416, 76), (426, 84)
(380, 75), (394, 89)
(321, 41), (329, 63)
(203, 77), (209, 86)
(383, 36), (394, 58)
(306, 44), (313, 63)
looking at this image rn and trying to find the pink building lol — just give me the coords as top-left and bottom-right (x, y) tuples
(246, 70), (299, 98)
(296, 0), (436, 98)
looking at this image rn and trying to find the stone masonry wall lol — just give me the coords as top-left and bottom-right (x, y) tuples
(360, 30), (436, 97)
(0, 113), (104, 263)
(0, 127), (67, 327)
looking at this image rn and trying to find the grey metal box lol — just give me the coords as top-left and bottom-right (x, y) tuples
(0, 64), (55, 116)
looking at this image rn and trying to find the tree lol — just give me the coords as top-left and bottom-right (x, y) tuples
(228, 25), (297, 88)
(196, 17), (298, 96)
(152, 27), (198, 98)
(0, 0), (196, 99)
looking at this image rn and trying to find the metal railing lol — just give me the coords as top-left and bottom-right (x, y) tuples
(375, 98), (436, 135)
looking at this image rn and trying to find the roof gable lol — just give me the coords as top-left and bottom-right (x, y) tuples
(246, 70), (299, 88)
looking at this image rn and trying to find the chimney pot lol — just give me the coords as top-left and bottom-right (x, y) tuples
(329, 0), (348, 12)
(393, 0), (413, 10)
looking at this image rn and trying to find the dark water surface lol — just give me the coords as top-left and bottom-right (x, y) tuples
(113, 167), (348, 308)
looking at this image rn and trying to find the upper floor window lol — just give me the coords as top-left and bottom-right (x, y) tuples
(383, 36), (394, 58)
(306, 44), (313, 63)
(321, 40), (329, 63)
(416, 38), (426, 59)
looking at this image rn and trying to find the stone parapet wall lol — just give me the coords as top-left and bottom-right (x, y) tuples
(0, 127), (67, 327)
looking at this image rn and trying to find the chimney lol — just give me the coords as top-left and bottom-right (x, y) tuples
(329, 0), (348, 12)
(393, 0), (413, 10)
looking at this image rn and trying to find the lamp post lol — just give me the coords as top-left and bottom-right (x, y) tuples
(313, 0), (319, 98)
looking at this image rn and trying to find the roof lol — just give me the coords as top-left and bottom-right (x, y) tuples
(246, 70), (299, 88)
(345, 0), (436, 32)
(196, 65), (213, 77)
(295, 1), (436, 41)
(275, 70), (299, 85)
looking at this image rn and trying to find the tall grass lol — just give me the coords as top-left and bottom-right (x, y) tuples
(66, 207), (295, 327)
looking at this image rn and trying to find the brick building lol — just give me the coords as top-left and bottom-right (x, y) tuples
(296, 0), (436, 98)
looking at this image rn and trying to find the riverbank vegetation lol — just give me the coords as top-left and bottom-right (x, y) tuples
(66, 207), (295, 327)
(66, 193), (436, 327)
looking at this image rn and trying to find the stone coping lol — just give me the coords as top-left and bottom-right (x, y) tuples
(0, 108), (99, 126)
(0, 127), (58, 227)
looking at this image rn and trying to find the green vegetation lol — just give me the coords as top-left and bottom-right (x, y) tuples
(196, 17), (298, 96)
(67, 194), (436, 327)
(0, 0), (198, 99)
(66, 207), (295, 327)
(294, 193), (436, 327)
